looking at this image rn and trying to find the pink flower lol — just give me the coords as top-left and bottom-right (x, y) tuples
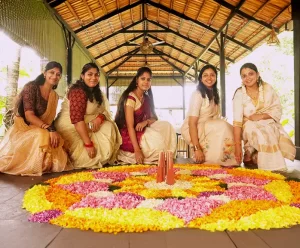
(59, 181), (109, 194)
(225, 186), (276, 201)
(70, 193), (145, 210)
(28, 210), (62, 223)
(192, 169), (228, 177)
(93, 172), (129, 182)
(223, 176), (270, 186)
(155, 198), (223, 223)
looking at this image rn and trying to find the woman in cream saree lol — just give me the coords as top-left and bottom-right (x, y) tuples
(233, 63), (295, 171)
(55, 63), (121, 169)
(181, 65), (237, 166)
(0, 62), (69, 176)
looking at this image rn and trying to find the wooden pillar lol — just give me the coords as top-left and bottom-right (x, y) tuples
(292, 0), (300, 159)
(182, 75), (186, 120)
(220, 32), (226, 117)
(63, 27), (75, 85)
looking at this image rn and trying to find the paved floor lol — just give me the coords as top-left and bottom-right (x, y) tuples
(1, 159), (300, 248)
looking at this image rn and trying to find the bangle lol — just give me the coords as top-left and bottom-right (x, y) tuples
(146, 119), (150, 127)
(41, 123), (47, 129)
(192, 145), (201, 151)
(84, 141), (94, 148)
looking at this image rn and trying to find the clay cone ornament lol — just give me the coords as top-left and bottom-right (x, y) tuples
(156, 151), (175, 185)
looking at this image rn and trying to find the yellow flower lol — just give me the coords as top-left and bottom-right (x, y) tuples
(264, 180), (293, 203)
(23, 185), (52, 213)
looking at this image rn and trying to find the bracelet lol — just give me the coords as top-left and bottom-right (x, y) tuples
(191, 145), (201, 151)
(84, 141), (94, 148)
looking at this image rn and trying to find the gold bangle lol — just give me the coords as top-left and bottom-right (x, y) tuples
(192, 145), (201, 151)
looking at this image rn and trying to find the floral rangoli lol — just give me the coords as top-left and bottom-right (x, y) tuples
(23, 164), (300, 233)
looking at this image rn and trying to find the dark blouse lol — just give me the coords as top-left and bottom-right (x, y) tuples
(20, 82), (55, 130)
(67, 87), (87, 124)
(22, 82), (48, 117)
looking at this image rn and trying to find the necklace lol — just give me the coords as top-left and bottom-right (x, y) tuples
(134, 91), (144, 102)
(246, 88), (259, 100)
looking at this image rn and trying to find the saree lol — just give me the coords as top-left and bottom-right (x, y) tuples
(55, 94), (122, 169)
(118, 92), (176, 164)
(233, 82), (296, 171)
(0, 90), (69, 176)
(181, 91), (238, 166)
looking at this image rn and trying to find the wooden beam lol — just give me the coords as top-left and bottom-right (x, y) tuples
(75, 0), (143, 33)
(106, 50), (140, 75)
(95, 34), (144, 59)
(147, 19), (236, 63)
(153, 48), (189, 67)
(213, 0), (279, 32)
(49, 0), (66, 8)
(86, 19), (144, 49)
(185, 0), (247, 74)
(147, 0), (251, 50)
(101, 48), (140, 67)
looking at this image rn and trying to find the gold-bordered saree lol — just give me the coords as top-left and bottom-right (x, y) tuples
(233, 82), (296, 171)
(0, 90), (69, 176)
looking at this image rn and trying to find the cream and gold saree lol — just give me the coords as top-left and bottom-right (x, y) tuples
(55, 94), (122, 169)
(0, 90), (69, 176)
(181, 91), (237, 166)
(233, 82), (296, 171)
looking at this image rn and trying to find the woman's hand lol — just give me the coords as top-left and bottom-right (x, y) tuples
(249, 114), (262, 121)
(193, 149), (205, 163)
(135, 120), (148, 132)
(89, 115), (105, 133)
(235, 143), (242, 164)
(49, 131), (60, 148)
(85, 146), (97, 159)
(134, 149), (144, 164)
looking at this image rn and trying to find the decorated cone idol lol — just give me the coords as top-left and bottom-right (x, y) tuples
(156, 151), (165, 183)
(166, 151), (175, 185)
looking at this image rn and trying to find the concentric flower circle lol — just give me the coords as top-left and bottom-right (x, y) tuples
(23, 164), (300, 233)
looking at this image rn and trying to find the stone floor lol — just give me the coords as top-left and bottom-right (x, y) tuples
(1, 159), (300, 248)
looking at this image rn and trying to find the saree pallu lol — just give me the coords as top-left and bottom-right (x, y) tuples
(55, 96), (122, 169)
(181, 94), (238, 166)
(118, 94), (177, 164)
(233, 82), (296, 171)
(0, 90), (69, 176)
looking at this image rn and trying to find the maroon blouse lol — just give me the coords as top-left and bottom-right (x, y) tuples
(67, 87), (87, 124)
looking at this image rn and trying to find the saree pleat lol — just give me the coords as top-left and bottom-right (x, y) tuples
(0, 90), (69, 176)
(233, 82), (296, 171)
(55, 95), (122, 169)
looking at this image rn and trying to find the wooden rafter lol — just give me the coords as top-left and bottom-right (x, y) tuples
(147, 19), (235, 63)
(185, 0), (247, 74)
(75, 0), (143, 33)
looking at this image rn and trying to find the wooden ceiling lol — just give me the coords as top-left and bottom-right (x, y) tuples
(46, 0), (292, 78)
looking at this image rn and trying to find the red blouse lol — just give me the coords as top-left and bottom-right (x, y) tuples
(22, 82), (48, 117)
(68, 87), (87, 124)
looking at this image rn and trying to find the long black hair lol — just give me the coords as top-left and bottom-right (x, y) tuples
(196, 64), (220, 105)
(68, 62), (103, 105)
(14, 61), (63, 117)
(115, 67), (157, 129)
(240, 62), (263, 86)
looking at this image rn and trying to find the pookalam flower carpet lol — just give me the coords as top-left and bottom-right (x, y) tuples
(23, 164), (300, 233)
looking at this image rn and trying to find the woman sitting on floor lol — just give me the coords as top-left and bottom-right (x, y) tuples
(233, 62), (295, 171)
(55, 63), (121, 169)
(0, 61), (70, 176)
(181, 64), (238, 166)
(115, 66), (176, 164)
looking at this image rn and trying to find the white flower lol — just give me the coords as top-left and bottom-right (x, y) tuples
(88, 191), (114, 198)
(136, 199), (164, 209)
(144, 180), (192, 190)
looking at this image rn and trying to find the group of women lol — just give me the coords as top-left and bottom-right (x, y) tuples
(0, 61), (296, 176)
